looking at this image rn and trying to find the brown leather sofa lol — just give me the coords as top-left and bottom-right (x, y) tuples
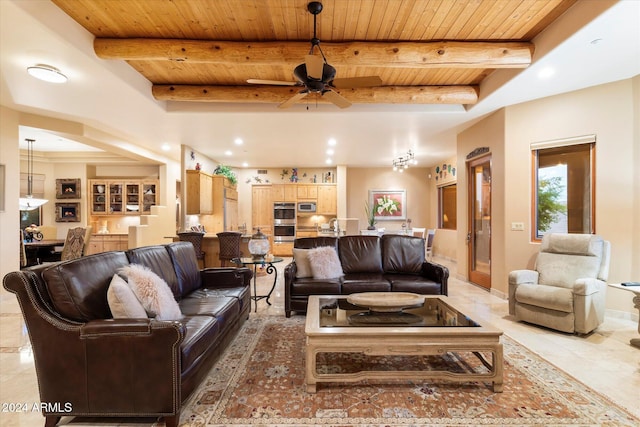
(2, 241), (251, 427)
(284, 234), (449, 317)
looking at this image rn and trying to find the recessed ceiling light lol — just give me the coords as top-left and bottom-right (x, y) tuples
(537, 67), (555, 79)
(242, 162), (249, 167)
(325, 158), (332, 164)
(328, 138), (337, 146)
(161, 143), (171, 151)
(234, 138), (243, 145)
(326, 149), (334, 155)
(225, 150), (232, 156)
(27, 64), (68, 83)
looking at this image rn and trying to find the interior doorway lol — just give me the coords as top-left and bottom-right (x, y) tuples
(467, 155), (492, 289)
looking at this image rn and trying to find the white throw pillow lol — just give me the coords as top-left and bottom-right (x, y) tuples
(307, 246), (343, 279)
(119, 264), (182, 321)
(293, 248), (313, 278)
(107, 274), (147, 319)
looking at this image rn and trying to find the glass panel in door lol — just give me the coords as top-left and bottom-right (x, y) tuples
(468, 157), (491, 289)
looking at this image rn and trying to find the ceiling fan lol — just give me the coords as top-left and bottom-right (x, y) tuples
(247, 1), (382, 109)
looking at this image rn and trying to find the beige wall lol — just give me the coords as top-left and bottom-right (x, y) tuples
(427, 155), (458, 260)
(346, 167), (431, 232)
(0, 106), (21, 275)
(457, 109), (507, 287)
(457, 78), (639, 316)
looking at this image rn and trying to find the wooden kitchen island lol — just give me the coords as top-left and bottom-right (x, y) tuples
(173, 233), (253, 268)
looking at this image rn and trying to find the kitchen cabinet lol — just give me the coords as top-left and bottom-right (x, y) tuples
(317, 184), (337, 214)
(209, 175), (238, 233)
(271, 241), (294, 256)
(252, 185), (273, 233)
(89, 179), (158, 215)
(85, 234), (128, 255)
(186, 170), (213, 215)
(272, 184), (297, 202)
(296, 230), (317, 238)
(297, 185), (318, 200)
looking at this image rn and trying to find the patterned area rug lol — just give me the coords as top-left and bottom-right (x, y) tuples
(179, 316), (638, 426)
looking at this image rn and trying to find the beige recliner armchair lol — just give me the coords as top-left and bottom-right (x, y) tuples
(509, 233), (610, 334)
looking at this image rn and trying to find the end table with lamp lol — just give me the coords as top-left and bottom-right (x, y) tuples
(235, 256), (283, 312)
(240, 228), (282, 312)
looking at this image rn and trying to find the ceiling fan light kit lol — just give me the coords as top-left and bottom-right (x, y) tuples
(247, 1), (382, 109)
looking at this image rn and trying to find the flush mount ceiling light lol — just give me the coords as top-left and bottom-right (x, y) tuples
(392, 150), (417, 172)
(27, 64), (68, 83)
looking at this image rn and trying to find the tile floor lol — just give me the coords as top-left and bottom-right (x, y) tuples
(1, 257), (639, 426)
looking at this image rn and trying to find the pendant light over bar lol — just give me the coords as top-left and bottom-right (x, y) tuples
(19, 139), (48, 211)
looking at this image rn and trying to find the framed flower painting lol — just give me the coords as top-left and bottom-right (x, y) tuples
(369, 189), (406, 221)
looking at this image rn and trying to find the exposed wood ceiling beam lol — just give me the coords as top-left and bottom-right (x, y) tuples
(152, 85), (479, 104)
(95, 39), (533, 68)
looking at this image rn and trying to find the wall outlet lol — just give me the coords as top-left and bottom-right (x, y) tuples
(511, 222), (525, 231)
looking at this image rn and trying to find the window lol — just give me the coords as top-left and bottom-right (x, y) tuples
(438, 184), (457, 230)
(531, 137), (595, 240)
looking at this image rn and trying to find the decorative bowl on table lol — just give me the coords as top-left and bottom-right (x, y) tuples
(347, 292), (424, 313)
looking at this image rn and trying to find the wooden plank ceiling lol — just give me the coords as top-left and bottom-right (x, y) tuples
(51, 0), (577, 107)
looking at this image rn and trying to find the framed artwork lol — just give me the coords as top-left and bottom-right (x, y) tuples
(56, 178), (81, 199)
(369, 189), (407, 221)
(55, 202), (80, 222)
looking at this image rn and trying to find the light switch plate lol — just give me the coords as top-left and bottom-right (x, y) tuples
(511, 222), (525, 231)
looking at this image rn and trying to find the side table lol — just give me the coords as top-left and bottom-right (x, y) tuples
(236, 257), (283, 312)
(608, 283), (640, 349)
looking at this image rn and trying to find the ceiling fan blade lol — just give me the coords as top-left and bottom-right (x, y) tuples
(278, 91), (309, 109)
(331, 76), (383, 89)
(247, 79), (298, 86)
(323, 89), (352, 109)
(305, 55), (324, 80)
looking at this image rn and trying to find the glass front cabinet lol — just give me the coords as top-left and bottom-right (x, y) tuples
(90, 179), (158, 215)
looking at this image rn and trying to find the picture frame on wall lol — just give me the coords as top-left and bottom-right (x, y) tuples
(55, 203), (80, 222)
(56, 178), (81, 199)
(369, 189), (407, 221)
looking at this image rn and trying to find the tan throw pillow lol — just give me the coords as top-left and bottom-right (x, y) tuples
(293, 248), (313, 278)
(107, 274), (147, 319)
(307, 246), (343, 279)
(119, 264), (182, 321)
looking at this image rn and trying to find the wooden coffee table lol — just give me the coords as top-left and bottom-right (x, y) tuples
(305, 294), (503, 393)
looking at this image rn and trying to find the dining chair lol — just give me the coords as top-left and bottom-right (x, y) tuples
(426, 229), (436, 260)
(412, 227), (426, 238)
(178, 231), (206, 268)
(60, 227), (89, 261)
(19, 230), (27, 268)
(82, 227), (93, 256)
(216, 232), (242, 267)
(38, 225), (57, 240)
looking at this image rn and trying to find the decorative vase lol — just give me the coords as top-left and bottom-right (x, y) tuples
(248, 228), (270, 261)
(367, 225), (376, 230)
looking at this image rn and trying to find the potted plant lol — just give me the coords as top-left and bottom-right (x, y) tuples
(213, 164), (237, 187)
(364, 200), (377, 230)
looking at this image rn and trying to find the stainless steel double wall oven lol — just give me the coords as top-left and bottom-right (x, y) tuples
(273, 202), (296, 242)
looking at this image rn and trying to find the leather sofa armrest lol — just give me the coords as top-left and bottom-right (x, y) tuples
(573, 278), (605, 296)
(284, 261), (297, 285)
(200, 267), (252, 289)
(283, 261), (297, 317)
(80, 318), (186, 339)
(421, 261), (449, 295)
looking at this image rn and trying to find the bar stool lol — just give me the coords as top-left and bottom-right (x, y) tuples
(178, 231), (206, 268)
(217, 231), (242, 267)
